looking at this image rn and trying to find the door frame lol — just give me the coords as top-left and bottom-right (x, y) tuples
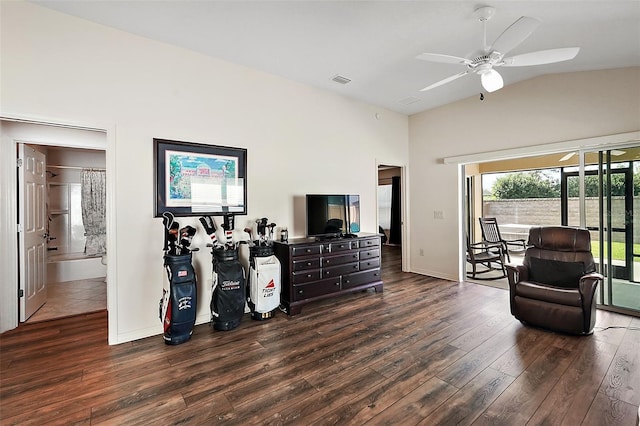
(561, 165), (634, 281)
(376, 160), (409, 272)
(0, 114), (117, 342)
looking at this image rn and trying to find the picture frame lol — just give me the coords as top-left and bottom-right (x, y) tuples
(153, 138), (247, 217)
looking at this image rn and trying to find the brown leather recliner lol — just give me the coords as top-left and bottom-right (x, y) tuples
(506, 226), (603, 335)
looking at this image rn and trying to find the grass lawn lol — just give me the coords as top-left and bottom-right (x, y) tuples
(591, 240), (640, 261)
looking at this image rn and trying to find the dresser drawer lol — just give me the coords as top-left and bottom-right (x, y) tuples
(360, 258), (380, 271)
(291, 245), (321, 257)
(292, 269), (321, 284)
(292, 278), (341, 301)
(292, 257), (321, 272)
(322, 252), (359, 267)
(359, 238), (379, 249)
(343, 268), (381, 290)
(329, 241), (352, 252)
(322, 262), (359, 278)
(359, 248), (379, 261)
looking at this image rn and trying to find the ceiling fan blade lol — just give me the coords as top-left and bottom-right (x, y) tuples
(559, 152), (576, 162)
(419, 71), (469, 92)
(416, 53), (472, 65)
(490, 16), (541, 56)
(501, 47), (580, 67)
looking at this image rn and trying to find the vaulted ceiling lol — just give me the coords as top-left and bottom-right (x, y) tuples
(32, 1), (640, 115)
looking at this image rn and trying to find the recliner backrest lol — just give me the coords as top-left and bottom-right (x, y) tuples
(524, 226), (596, 274)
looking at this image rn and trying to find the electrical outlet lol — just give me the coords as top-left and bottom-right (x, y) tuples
(419, 248), (424, 256)
(433, 210), (444, 220)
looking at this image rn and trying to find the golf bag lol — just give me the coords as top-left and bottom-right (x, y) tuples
(248, 244), (281, 320)
(211, 247), (246, 331)
(160, 253), (197, 345)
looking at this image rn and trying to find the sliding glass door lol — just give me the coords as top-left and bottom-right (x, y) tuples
(566, 148), (640, 314)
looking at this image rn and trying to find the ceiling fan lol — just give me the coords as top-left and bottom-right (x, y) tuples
(416, 6), (580, 93)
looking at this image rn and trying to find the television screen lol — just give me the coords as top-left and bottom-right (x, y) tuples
(306, 194), (360, 238)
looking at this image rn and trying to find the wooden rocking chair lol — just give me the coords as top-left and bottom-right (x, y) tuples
(479, 217), (527, 263)
(466, 237), (506, 280)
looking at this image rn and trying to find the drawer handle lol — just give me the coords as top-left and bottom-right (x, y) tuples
(326, 260), (330, 264)
(307, 274), (312, 278)
(307, 262), (312, 266)
(298, 290), (304, 294)
(335, 282), (340, 286)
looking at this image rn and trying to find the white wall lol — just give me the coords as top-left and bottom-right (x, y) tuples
(409, 67), (640, 281)
(0, 2), (408, 342)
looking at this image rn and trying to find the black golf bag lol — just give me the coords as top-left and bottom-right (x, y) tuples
(211, 247), (246, 331)
(160, 253), (197, 345)
(247, 244), (281, 320)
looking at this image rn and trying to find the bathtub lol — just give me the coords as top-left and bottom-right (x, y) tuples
(47, 252), (107, 283)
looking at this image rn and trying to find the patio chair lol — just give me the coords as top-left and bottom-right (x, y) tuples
(479, 217), (527, 262)
(466, 237), (506, 280)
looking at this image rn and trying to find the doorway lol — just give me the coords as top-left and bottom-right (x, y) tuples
(378, 166), (401, 244)
(378, 164), (404, 267)
(2, 119), (108, 327)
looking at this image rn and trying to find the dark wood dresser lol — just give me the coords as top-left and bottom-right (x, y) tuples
(273, 234), (383, 315)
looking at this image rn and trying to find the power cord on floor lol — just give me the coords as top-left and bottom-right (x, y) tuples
(594, 326), (640, 331)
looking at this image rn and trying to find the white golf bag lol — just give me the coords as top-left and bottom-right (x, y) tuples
(248, 245), (281, 320)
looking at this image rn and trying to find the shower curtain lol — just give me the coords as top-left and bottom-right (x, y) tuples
(81, 169), (107, 255)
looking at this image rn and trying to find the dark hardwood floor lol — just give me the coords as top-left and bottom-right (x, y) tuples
(1, 245), (639, 425)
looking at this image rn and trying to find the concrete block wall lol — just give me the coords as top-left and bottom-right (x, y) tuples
(483, 197), (636, 243)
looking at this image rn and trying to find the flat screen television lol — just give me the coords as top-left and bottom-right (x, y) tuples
(306, 194), (360, 239)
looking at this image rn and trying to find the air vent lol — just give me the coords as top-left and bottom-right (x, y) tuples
(398, 96), (421, 105)
(331, 75), (352, 85)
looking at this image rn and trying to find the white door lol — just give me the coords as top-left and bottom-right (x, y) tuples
(19, 143), (47, 321)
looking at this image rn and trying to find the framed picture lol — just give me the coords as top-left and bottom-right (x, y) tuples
(154, 138), (247, 217)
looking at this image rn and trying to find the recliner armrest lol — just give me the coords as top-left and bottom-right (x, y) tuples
(578, 272), (603, 334)
(579, 272), (602, 296)
(505, 263), (528, 284)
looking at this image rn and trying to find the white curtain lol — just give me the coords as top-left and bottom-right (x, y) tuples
(378, 184), (392, 229)
(81, 169), (106, 255)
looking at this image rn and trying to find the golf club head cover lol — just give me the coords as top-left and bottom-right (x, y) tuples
(168, 222), (180, 255)
(199, 216), (217, 236)
(179, 225), (197, 249)
(267, 223), (276, 242)
(162, 211), (175, 252)
(257, 218), (267, 238)
(223, 214), (235, 247)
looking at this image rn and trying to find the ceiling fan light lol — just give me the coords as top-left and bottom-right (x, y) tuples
(481, 69), (503, 92)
